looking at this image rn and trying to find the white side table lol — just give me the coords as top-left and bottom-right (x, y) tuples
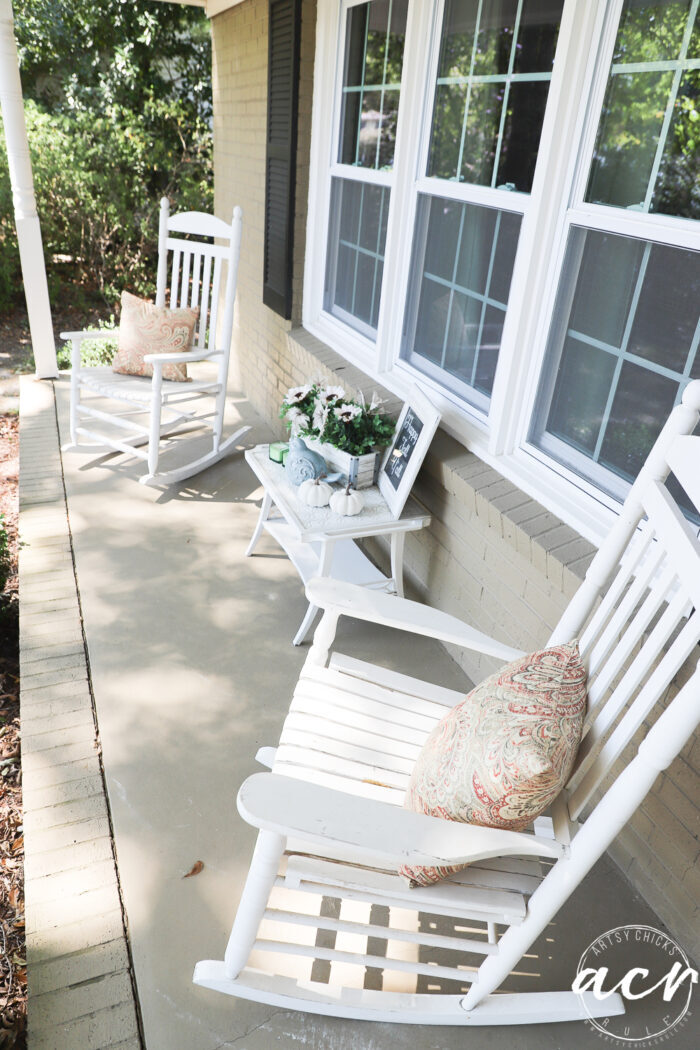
(244, 445), (431, 644)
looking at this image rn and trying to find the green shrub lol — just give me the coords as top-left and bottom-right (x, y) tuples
(57, 317), (118, 370)
(0, 1), (214, 315)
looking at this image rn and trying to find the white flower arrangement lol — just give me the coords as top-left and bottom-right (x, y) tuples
(285, 406), (310, 436)
(333, 404), (362, 423)
(319, 385), (346, 404)
(286, 383), (313, 404)
(280, 381), (395, 456)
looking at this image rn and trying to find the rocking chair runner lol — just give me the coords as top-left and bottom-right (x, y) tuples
(194, 381), (700, 1026)
(61, 198), (251, 486)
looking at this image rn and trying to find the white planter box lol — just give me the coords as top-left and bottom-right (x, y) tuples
(305, 439), (380, 489)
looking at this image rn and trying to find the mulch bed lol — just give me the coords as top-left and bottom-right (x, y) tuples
(0, 413), (25, 1048)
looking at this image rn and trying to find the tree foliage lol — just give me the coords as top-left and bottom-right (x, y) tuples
(0, 0), (213, 312)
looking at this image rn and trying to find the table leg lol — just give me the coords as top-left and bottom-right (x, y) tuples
(293, 539), (335, 646)
(390, 531), (406, 598)
(246, 491), (272, 557)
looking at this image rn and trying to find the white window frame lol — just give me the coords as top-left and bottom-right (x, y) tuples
(303, 0), (700, 547)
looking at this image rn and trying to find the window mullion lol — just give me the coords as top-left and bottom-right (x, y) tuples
(455, 0), (484, 180)
(489, 0), (524, 189)
(374, 0), (440, 374)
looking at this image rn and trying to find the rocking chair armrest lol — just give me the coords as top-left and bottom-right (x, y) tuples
(60, 329), (119, 342)
(306, 577), (523, 663)
(144, 349), (223, 365)
(238, 773), (567, 866)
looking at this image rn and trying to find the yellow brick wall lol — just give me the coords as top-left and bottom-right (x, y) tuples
(212, 0), (317, 425)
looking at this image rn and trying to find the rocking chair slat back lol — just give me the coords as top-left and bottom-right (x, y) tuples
(210, 256), (223, 354)
(163, 238), (230, 354)
(547, 420), (700, 824)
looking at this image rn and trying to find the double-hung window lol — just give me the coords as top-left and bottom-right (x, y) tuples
(529, 0), (700, 504)
(323, 0), (408, 338)
(305, 0), (700, 540)
(399, 0), (563, 414)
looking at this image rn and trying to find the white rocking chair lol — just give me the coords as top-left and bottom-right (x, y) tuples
(61, 198), (251, 486)
(194, 380), (700, 1026)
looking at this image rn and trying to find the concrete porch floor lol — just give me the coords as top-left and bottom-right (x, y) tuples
(18, 374), (698, 1050)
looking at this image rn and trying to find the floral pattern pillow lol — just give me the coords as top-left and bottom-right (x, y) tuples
(112, 291), (198, 382)
(400, 642), (586, 888)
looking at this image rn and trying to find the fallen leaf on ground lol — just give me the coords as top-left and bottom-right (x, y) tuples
(183, 860), (204, 879)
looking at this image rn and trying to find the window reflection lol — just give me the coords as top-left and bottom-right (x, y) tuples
(587, 0), (700, 219)
(427, 0), (564, 192)
(531, 228), (700, 495)
(402, 196), (521, 406)
(339, 0), (408, 170)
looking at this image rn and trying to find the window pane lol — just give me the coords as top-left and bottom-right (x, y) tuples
(531, 226), (700, 495)
(614, 0), (691, 63)
(627, 243), (700, 372)
(568, 233), (643, 348)
(652, 70), (700, 218)
(495, 80), (552, 190)
(587, 72), (674, 208)
(427, 0), (564, 191)
(599, 363), (677, 480)
(324, 178), (390, 336)
(339, 0), (408, 170)
(546, 337), (618, 455)
(402, 194), (522, 406)
(586, 0), (700, 219)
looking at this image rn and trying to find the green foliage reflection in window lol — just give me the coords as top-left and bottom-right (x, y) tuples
(339, 0), (408, 170)
(427, 0), (564, 192)
(587, 0), (700, 219)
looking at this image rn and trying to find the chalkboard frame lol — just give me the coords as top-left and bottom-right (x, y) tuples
(378, 386), (441, 518)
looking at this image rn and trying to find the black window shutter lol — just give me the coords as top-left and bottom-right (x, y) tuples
(263, 0), (302, 319)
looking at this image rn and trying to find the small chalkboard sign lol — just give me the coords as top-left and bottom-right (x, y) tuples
(379, 387), (441, 518)
(384, 408), (423, 491)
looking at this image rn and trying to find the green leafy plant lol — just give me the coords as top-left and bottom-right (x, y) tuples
(57, 315), (118, 369)
(280, 383), (395, 457)
(0, 0), (214, 314)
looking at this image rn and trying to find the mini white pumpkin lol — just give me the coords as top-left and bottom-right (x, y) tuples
(329, 483), (364, 516)
(298, 476), (332, 507)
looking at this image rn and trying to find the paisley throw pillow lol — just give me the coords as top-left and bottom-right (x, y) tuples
(400, 642), (586, 888)
(112, 291), (198, 382)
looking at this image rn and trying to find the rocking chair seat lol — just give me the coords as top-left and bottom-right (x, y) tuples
(77, 367), (220, 405)
(263, 654), (559, 920)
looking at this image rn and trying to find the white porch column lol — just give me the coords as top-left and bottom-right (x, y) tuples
(0, 0), (57, 378)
